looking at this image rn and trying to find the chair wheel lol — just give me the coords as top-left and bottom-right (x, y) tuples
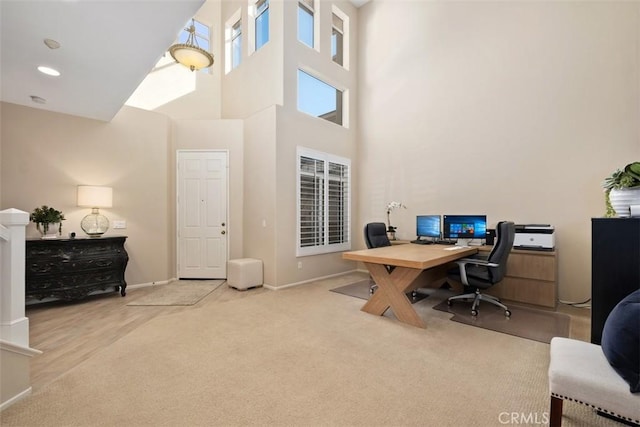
(505, 310), (511, 318)
(471, 309), (478, 316)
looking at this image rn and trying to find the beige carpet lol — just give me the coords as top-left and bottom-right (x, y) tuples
(1, 273), (618, 426)
(126, 280), (224, 306)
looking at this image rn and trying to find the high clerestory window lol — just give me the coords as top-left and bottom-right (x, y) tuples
(232, 20), (242, 69)
(297, 69), (345, 126)
(254, 0), (269, 51)
(297, 147), (351, 256)
(224, 9), (242, 73)
(298, 0), (316, 49)
(331, 6), (349, 69)
(331, 14), (343, 66)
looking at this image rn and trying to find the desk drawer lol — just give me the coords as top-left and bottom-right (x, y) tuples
(506, 252), (556, 281)
(488, 277), (557, 308)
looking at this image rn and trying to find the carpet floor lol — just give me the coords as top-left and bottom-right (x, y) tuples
(1, 273), (616, 426)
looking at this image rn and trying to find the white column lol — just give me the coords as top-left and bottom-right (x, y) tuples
(0, 208), (30, 347)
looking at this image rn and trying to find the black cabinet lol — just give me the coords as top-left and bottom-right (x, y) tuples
(26, 236), (128, 302)
(591, 218), (640, 344)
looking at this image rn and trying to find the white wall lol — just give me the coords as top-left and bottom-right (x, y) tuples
(243, 106), (278, 285)
(0, 103), (173, 286)
(357, 1), (640, 301)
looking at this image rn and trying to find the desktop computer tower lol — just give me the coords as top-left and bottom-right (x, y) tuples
(485, 229), (496, 245)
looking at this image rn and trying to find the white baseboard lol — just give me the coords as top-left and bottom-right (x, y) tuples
(263, 269), (362, 291)
(127, 278), (176, 289)
(0, 386), (32, 411)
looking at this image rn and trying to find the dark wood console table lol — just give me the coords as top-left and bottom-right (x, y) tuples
(26, 236), (128, 301)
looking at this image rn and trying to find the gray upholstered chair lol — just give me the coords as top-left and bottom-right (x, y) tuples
(447, 221), (515, 317)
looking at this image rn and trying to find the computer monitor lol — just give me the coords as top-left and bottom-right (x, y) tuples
(442, 215), (487, 241)
(416, 215), (441, 239)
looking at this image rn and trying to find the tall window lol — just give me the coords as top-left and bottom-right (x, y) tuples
(297, 69), (344, 126)
(231, 19), (242, 69)
(331, 6), (349, 69)
(255, 0), (269, 50)
(297, 147), (351, 256)
(331, 13), (344, 66)
(298, 0), (314, 48)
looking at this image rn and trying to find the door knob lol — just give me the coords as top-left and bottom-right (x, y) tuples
(221, 230), (226, 235)
(221, 222), (226, 226)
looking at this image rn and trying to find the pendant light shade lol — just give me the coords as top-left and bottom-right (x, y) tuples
(169, 19), (214, 72)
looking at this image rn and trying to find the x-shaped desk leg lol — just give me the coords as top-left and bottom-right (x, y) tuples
(361, 262), (426, 328)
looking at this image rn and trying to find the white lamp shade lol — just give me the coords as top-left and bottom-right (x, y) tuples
(169, 45), (213, 71)
(77, 186), (113, 208)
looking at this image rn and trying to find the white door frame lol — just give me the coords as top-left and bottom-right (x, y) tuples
(176, 149), (230, 279)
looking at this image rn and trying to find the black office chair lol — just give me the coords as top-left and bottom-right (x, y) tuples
(364, 222), (392, 251)
(447, 221), (516, 317)
(364, 222), (393, 295)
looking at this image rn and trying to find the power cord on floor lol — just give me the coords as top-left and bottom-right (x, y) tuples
(558, 297), (591, 309)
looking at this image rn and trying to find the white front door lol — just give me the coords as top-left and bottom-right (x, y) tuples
(177, 151), (228, 279)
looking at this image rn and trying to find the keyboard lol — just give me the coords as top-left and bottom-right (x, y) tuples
(410, 239), (434, 245)
(434, 240), (457, 245)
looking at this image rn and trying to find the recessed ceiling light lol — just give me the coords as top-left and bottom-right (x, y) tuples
(30, 95), (47, 104)
(37, 66), (61, 77)
(44, 38), (61, 49)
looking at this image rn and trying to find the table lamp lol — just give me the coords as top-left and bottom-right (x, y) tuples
(77, 185), (112, 237)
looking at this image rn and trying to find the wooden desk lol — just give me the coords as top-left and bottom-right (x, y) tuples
(342, 244), (477, 328)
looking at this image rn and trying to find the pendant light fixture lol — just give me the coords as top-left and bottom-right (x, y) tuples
(169, 19), (214, 72)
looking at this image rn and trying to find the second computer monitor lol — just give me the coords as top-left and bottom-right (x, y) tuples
(442, 215), (487, 240)
(416, 215), (441, 239)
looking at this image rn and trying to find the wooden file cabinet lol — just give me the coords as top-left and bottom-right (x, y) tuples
(26, 236), (128, 302)
(478, 247), (558, 308)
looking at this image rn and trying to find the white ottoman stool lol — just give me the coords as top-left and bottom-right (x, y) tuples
(227, 258), (263, 290)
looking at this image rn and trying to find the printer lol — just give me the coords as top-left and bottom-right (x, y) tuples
(513, 224), (555, 251)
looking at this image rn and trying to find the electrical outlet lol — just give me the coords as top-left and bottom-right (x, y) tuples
(297, 261), (302, 269)
(112, 220), (127, 229)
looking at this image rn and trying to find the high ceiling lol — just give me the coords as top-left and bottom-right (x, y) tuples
(0, 0), (370, 122)
(0, 0), (205, 122)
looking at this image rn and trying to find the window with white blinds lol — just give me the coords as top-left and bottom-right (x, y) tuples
(297, 147), (351, 256)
